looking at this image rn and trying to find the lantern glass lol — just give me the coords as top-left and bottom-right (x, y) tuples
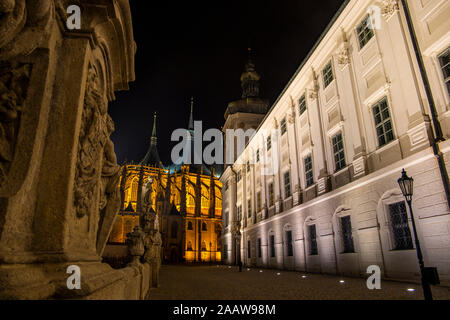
(398, 169), (413, 201)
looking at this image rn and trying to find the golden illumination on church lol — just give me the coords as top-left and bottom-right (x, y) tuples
(108, 108), (223, 263)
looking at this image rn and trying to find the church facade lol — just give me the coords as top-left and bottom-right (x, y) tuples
(108, 106), (223, 263)
(221, 0), (450, 282)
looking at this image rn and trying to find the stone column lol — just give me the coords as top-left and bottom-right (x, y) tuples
(0, 0), (136, 299)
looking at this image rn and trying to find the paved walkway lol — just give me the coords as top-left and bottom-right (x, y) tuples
(148, 264), (450, 300)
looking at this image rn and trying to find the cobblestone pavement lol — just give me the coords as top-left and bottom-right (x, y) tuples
(148, 264), (450, 300)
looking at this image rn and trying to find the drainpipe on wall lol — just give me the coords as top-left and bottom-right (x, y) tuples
(400, 0), (450, 208)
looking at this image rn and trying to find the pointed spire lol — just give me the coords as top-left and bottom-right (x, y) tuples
(188, 97), (194, 131)
(241, 48), (260, 98)
(151, 111), (157, 142)
(140, 111), (162, 167)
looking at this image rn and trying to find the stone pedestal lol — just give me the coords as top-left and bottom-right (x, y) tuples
(0, 0), (147, 300)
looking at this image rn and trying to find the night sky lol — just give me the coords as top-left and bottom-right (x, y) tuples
(109, 0), (346, 166)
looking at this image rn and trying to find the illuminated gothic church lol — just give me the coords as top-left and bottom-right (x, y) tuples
(108, 102), (223, 263)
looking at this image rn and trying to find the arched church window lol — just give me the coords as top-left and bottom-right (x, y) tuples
(187, 221), (193, 230)
(202, 222), (207, 231)
(131, 179), (138, 202)
(171, 221), (178, 238)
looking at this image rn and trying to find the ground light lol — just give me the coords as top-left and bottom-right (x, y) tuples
(407, 288), (416, 292)
(339, 280), (345, 283)
(302, 275), (307, 278)
(277, 273), (281, 276)
(259, 270), (263, 273)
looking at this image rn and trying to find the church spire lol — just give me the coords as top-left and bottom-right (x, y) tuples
(188, 97), (194, 131)
(151, 111), (157, 145)
(140, 111), (162, 167)
(240, 48), (261, 98)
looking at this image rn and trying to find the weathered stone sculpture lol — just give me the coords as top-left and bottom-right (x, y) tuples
(0, 0), (144, 299)
(139, 177), (162, 287)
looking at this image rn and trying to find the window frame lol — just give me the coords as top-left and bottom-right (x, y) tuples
(438, 47), (450, 98)
(322, 61), (334, 88)
(372, 97), (395, 148)
(284, 171), (291, 198)
(268, 182), (274, 207)
(267, 135), (272, 151)
(247, 199), (252, 218)
(332, 131), (346, 172)
(286, 230), (293, 257)
(356, 14), (374, 49)
(308, 224), (318, 256)
(257, 238), (262, 258)
(280, 117), (287, 135)
(304, 155), (314, 188)
(340, 215), (355, 253)
(388, 201), (414, 251)
(269, 234), (275, 258)
(299, 94), (307, 115)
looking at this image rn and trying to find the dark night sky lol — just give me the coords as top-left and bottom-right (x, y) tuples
(109, 0), (346, 165)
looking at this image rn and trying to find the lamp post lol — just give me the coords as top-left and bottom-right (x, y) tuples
(397, 169), (433, 300)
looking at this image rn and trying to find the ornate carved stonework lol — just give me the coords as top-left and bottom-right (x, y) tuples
(379, 0), (399, 19)
(337, 44), (350, 68)
(309, 89), (318, 100)
(74, 64), (109, 218)
(0, 62), (31, 186)
(0, 1), (54, 60)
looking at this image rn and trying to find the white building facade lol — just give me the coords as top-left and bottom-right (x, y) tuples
(221, 0), (450, 281)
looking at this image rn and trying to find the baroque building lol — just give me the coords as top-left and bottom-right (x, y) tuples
(221, 0), (450, 282)
(108, 102), (223, 263)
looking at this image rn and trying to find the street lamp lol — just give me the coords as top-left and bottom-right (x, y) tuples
(397, 169), (433, 300)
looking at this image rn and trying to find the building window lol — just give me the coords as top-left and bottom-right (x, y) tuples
(280, 118), (287, 135)
(357, 14), (374, 49)
(201, 241), (207, 251)
(187, 221), (193, 230)
(322, 61), (334, 88)
(202, 222), (207, 231)
(286, 230), (293, 256)
(131, 180), (138, 202)
(270, 235), (275, 257)
(171, 222), (178, 238)
(256, 149), (260, 162)
(257, 238), (262, 258)
(246, 161), (250, 172)
(237, 205), (242, 221)
(284, 171), (291, 198)
(332, 132), (346, 171)
(438, 47), (450, 97)
(267, 136), (272, 151)
(247, 199), (252, 218)
(187, 241), (193, 251)
(268, 183), (274, 207)
(309, 225), (318, 255)
(299, 94), (307, 115)
(247, 240), (251, 258)
(340, 216), (355, 253)
(223, 244), (228, 259)
(373, 97), (394, 147)
(389, 202), (413, 250)
(257, 191), (261, 212)
(304, 155), (314, 187)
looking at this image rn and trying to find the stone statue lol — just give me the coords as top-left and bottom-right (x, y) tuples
(137, 175), (162, 287)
